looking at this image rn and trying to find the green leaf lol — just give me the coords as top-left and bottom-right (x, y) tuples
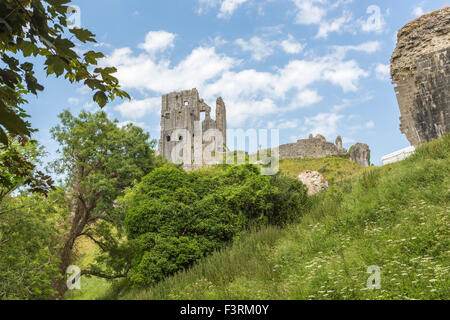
(93, 91), (108, 108)
(0, 127), (8, 146)
(0, 101), (30, 136)
(20, 62), (34, 72)
(84, 51), (104, 65)
(45, 55), (66, 77)
(69, 28), (96, 43)
(17, 38), (38, 57)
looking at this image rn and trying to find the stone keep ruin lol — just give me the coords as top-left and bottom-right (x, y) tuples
(157, 89), (227, 169)
(391, 7), (450, 147)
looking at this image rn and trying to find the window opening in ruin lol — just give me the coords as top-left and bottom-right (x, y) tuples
(166, 136), (171, 142)
(179, 136), (183, 141)
(184, 101), (189, 106)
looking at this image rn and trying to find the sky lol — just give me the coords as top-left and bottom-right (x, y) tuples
(24, 0), (450, 166)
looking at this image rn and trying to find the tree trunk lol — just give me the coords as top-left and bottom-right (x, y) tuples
(54, 194), (88, 299)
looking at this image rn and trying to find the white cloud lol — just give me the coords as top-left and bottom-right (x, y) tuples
(103, 32), (372, 127)
(268, 118), (302, 130)
(413, 7), (424, 17)
(117, 121), (148, 129)
(303, 112), (344, 139)
(316, 11), (352, 39)
(365, 120), (375, 129)
(292, 0), (327, 25)
(236, 34), (305, 60)
(333, 41), (381, 57)
(76, 85), (91, 95)
(94, 42), (112, 48)
(196, 0), (220, 14)
(211, 36), (228, 47)
(332, 94), (373, 112)
(280, 35), (304, 54)
(67, 97), (80, 105)
(235, 37), (275, 61)
(138, 31), (176, 55)
(375, 63), (390, 81)
(291, 0), (355, 39)
(82, 101), (98, 111)
(216, 0), (249, 18)
(115, 97), (161, 120)
(103, 46), (236, 93)
(322, 60), (369, 92)
(288, 90), (323, 109)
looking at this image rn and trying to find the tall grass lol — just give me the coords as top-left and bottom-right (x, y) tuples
(117, 135), (449, 300)
(120, 226), (284, 300)
(279, 156), (366, 185)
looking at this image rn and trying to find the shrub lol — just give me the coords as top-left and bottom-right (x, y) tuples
(120, 164), (308, 286)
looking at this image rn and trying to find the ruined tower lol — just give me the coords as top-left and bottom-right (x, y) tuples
(158, 89), (227, 170)
(391, 7), (450, 146)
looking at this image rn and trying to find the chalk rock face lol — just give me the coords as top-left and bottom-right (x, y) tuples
(350, 143), (370, 167)
(297, 171), (328, 196)
(391, 7), (450, 146)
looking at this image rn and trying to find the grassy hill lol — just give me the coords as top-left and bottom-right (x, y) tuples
(69, 135), (449, 300)
(279, 155), (366, 184)
(116, 135), (449, 300)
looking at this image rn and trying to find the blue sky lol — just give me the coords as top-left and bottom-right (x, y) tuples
(25, 0), (449, 166)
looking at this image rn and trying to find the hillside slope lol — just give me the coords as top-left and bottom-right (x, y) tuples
(119, 135), (449, 300)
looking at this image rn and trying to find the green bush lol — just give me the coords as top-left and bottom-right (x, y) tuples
(0, 191), (65, 299)
(120, 164), (308, 286)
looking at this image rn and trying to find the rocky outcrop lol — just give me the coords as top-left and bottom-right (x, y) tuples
(391, 7), (450, 146)
(297, 171), (328, 196)
(350, 143), (370, 167)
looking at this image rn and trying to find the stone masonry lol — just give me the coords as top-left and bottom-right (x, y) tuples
(350, 143), (370, 167)
(391, 7), (450, 146)
(277, 134), (347, 159)
(158, 88), (226, 170)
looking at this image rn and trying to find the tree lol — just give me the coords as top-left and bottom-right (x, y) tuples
(0, 0), (129, 145)
(0, 135), (54, 210)
(0, 189), (66, 300)
(50, 110), (159, 298)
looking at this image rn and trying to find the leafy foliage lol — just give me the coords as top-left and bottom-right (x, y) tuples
(0, 190), (67, 300)
(0, 0), (129, 145)
(50, 110), (160, 297)
(117, 164), (308, 287)
(0, 135), (54, 206)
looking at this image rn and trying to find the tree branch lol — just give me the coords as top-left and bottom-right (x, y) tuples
(80, 269), (127, 280)
(79, 232), (108, 251)
(0, 205), (28, 216)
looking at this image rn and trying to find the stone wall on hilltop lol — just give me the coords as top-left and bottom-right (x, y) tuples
(391, 7), (450, 146)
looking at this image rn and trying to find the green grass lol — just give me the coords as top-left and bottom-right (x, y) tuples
(279, 155), (366, 185)
(64, 237), (111, 300)
(115, 135), (449, 300)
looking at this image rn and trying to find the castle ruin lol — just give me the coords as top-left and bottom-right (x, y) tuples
(157, 88), (227, 170)
(391, 7), (450, 146)
(277, 134), (347, 159)
(157, 90), (372, 169)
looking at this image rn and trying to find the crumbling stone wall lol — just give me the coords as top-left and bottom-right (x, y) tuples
(391, 7), (450, 146)
(350, 143), (370, 167)
(277, 134), (347, 159)
(158, 88), (226, 169)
